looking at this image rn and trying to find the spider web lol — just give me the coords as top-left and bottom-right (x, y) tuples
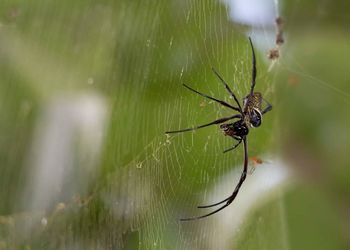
(0, 0), (286, 249)
(101, 0), (289, 249)
(0, 0), (349, 249)
(98, 0), (350, 248)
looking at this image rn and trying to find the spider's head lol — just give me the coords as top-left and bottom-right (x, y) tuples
(249, 108), (262, 128)
(220, 120), (249, 138)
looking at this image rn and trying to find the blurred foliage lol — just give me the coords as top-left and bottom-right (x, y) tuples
(0, 0), (349, 249)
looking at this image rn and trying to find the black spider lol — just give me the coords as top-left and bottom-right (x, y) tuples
(165, 37), (272, 221)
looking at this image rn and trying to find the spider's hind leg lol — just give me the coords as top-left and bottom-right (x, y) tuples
(223, 139), (242, 153)
(197, 196), (231, 208)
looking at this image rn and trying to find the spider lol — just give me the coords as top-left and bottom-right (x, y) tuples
(165, 37), (272, 221)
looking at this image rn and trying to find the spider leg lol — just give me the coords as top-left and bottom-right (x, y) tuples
(180, 137), (248, 221)
(183, 84), (240, 112)
(196, 196), (231, 209)
(261, 98), (272, 115)
(165, 114), (241, 134)
(211, 67), (243, 113)
(197, 137), (247, 209)
(223, 139), (242, 153)
(248, 37), (257, 95)
(180, 200), (233, 221)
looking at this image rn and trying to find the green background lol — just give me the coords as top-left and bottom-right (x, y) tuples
(0, 0), (349, 249)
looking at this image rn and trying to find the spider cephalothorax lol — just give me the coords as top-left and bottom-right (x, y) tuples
(166, 37), (272, 221)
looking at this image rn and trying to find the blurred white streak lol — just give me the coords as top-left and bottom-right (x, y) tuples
(22, 93), (108, 213)
(222, 0), (281, 54)
(205, 158), (292, 249)
(223, 0), (275, 26)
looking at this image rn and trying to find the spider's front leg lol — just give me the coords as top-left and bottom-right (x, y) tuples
(262, 98), (272, 115)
